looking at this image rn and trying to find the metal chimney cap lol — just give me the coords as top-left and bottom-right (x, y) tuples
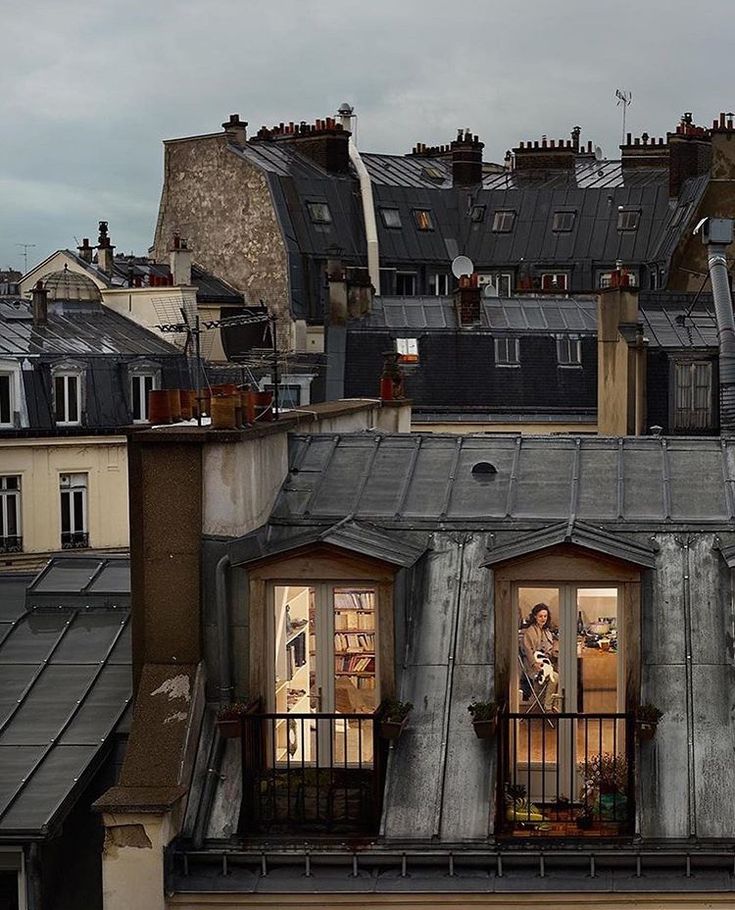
(338, 102), (354, 117)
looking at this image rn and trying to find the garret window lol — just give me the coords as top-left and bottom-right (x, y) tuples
(0, 362), (23, 429)
(617, 209), (641, 231)
(672, 359), (714, 431)
(379, 208), (402, 229)
(556, 335), (582, 367)
(429, 273), (450, 296)
(470, 204), (486, 223)
(413, 209), (434, 231)
(492, 210), (516, 233)
(129, 363), (161, 423)
(53, 363), (84, 426)
(494, 336), (520, 367)
(306, 202), (332, 224)
(396, 338), (419, 363)
(541, 272), (569, 292)
(552, 211), (576, 232)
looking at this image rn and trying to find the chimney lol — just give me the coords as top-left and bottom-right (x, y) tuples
(31, 280), (48, 327)
(97, 221), (115, 275)
(169, 233), (193, 286)
(597, 276), (646, 436)
(326, 256), (348, 326)
(451, 129), (484, 186)
(258, 118), (351, 174)
(668, 113), (712, 197)
(222, 113), (248, 148)
(77, 237), (93, 263)
(513, 126), (591, 172)
(454, 273), (481, 325)
(620, 133), (669, 173)
(709, 111), (735, 181)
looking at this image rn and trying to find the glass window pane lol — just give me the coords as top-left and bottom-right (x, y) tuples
(73, 490), (84, 531)
(6, 496), (17, 536)
(60, 491), (70, 534)
(67, 376), (78, 422)
(333, 587), (376, 717)
(132, 376), (142, 421)
(55, 376), (65, 422)
(0, 375), (10, 424)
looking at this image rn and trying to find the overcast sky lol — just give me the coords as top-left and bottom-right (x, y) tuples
(2, 0), (734, 272)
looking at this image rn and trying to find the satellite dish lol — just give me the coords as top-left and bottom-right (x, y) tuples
(451, 255), (475, 279)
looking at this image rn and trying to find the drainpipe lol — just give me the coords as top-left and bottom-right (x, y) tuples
(338, 103), (380, 295)
(215, 554), (233, 706)
(698, 217), (735, 433)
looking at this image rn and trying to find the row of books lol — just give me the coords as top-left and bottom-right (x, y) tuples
(334, 632), (374, 651)
(336, 655), (375, 673)
(335, 610), (374, 631)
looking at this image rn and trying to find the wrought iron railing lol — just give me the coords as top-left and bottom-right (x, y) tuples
(61, 531), (89, 550)
(497, 710), (635, 836)
(0, 535), (22, 554)
(238, 712), (385, 836)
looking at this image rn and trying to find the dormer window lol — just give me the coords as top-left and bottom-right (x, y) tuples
(129, 366), (161, 423)
(396, 338), (419, 363)
(495, 337), (520, 366)
(557, 335), (582, 366)
(541, 273), (569, 292)
(413, 209), (434, 231)
(492, 210), (516, 233)
(617, 209), (640, 231)
(380, 208), (402, 229)
(470, 205), (486, 223)
(306, 202), (332, 224)
(0, 372), (13, 427)
(53, 368), (83, 426)
(552, 211), (576, 232)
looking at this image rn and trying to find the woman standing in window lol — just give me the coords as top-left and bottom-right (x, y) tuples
(521, 603), (560, 710)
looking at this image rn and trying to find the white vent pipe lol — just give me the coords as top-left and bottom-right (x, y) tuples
(338, 104), (380, 295)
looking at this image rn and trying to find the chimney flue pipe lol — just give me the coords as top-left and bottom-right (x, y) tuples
(31, 281), (48, 326)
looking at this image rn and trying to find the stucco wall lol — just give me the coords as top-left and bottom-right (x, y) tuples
(0, 437), (128, 554)
(153, 136), (291, 332)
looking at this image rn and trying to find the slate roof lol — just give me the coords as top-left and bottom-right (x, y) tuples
(273, 433), (735, 526)
(0, 298), (180, 357)
(639, 292), (718, 348)
(0, 557), (131, 838)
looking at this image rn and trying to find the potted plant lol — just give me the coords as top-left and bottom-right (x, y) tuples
(378, 699), (413, 740)
(216, 701), (254, 739)
(636, 703), (664, 741)
(579, 752), (628, 821)
(468, 700), (498, 739)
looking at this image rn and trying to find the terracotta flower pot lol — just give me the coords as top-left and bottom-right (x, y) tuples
(166, 389), (182, 422)
(179, 389), (193, 421)
(253, 390), (273, 422)
(242, 389), (255, 425)
(637, 721), (657, 742)
(211, 395), (237, 430)
(472, 717), (497, 739)
(147, 389), (172, 424)
(380, 715), (409, 740)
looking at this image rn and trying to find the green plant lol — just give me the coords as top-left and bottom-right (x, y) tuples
(467, 700), (498, 722)
(217, 702), (253, 721)
(505, 783), (526, 801)
(379, 699), (413, 722)
(637, 703), (664, 725)
(578, 752), (627, 795)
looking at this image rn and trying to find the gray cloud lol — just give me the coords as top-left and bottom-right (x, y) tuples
(2, 0), (733, 269)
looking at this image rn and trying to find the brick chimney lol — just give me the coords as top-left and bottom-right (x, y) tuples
(77, 237), (93, 263)
(513, 126), (593, 172)
(451, 129), (484, 186)
(710, 111), (735, 181)
(257, 118), (351, 174)
(668, 113), (712, 197)
(620, 133), (669, 174)
(454, 273), (481, 325)
(97, 221), (115, 275)
(169, 233), (193, 286)
(222, 113), (248, 149)
(31, 280), (48, 327)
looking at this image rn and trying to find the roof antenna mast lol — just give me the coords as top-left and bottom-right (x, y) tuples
(15, 243), (36, 275)
(615, 89), (632, 146)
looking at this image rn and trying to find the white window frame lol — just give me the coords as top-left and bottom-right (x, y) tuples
(429, 273), (450, 296)
(599, 270), (639, 289)
(478, 273), (513, 297)
(53, 364), (84, 426)
(129, 367), (160, 423)
(0, 360), (26, 429)
(0, 476), (21, 551)
(396, 337), (419, 363)
(556, 335), (582, 367)
(494, 336), (520, 367)
(541, 272), (569, 292)
(60, 472), (88, 548)
(0, 847), (26, 910)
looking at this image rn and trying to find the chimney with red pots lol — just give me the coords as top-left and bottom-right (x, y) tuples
(454, 273), (481, 325)
(667, 113), (712, 197)
(256, 117), (351, 174)
(451, 129), (484, 186)
(512, 126), (592, 172)
(222, 113), (248, 149)
(77, 237), (94, 263)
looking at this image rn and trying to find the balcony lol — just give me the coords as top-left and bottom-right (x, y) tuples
(497, 710), (635, 838)
(61, 531), (89, 550)
(236, 711), (386, 837)
(0, 535), (22, 554)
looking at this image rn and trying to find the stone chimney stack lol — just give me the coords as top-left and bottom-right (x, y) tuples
(451, 129), (484, 186)
(222, 113), (248, 149)
(31, 280), (48, 327)
(257, 118), (351, 174)
(454, 273), (481, 325)
(667, 113), (712, 197)
(77, 237), (94, 263)
(169, 234), (193, 286)
(97, 221), (115, 275)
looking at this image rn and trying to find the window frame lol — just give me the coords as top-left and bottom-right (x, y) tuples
(429, 273), (450, 296)
(379, 208), (402, 229)
(412, 209), (434, 232)
(0, 361), (24, 429)
(396, 337), (419, 364)
(598, 270), (639, 289)
(556, 335), (582, 368)
(306, 202), (332, 225)
(552, 211), (576, 233)
(0, 475), (22, 553)
(491, 210), (516, 233)
(129, 367), (160, 423)
(670, 358), (715, 432)
(494, 336), (520, 367)
(617, 209), (641, 232)
(395, 272), (417, 296)
(60, 471), (89, 549)
(470, 204), (486, 223)
(541, 272), (569, 292)
(479, 273), (513, 297)
(53, 365), (84, 426)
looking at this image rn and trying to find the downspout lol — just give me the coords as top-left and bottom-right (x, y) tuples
(700, 218), (735, 432)
(338, 104), (380, 295)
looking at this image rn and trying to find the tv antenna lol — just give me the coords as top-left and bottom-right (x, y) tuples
(15, 243), (36, 274)
(615, 89), (632, 145)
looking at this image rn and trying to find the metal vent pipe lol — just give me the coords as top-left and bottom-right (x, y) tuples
(700, 218), (735, 433)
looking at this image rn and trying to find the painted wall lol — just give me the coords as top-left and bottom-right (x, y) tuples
(0, 437), (128, 555)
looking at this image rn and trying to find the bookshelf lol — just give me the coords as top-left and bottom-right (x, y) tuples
(334, 592), (376, 707)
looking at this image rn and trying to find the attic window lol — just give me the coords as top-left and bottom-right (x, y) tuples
(552, 211), (576, 232)
(380, 208), (402, 229)
(617, 209), (640, 231)
(413, 209), (434, 231)
(421, 165), (444, 183)
(307, 202), (332, 224)
(396, 337), (419, 363)
(471, 462), (497, 483)
(471, 205), (486, 223)
(492, 210), (516, 233)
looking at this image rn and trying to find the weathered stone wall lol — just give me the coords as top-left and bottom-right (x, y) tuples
(152, 135), (292, 336)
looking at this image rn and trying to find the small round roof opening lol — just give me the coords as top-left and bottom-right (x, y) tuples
(471, 461), (498, 483)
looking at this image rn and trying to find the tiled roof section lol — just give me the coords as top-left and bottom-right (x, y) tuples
(0, 557), (131, 837)
(351, 296), (597, 333)
(0, 298), (180, 357)
(274, 434), (735, 526)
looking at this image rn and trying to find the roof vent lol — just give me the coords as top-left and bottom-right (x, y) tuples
(471, 461), (498, 482)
